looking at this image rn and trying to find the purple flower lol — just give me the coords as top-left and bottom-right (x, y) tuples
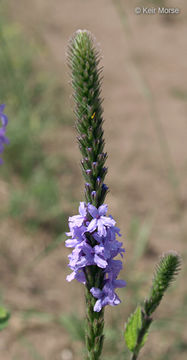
(65, 224), (87, 247)
(0, 105), (8, 127)
(90, 279), (125, 312)
(66, 202), (125, 311)
(67, 269), (86, 284)
(68, 240), (107, 271)
(69, 202), (88, 228)
(94, 239), (124, 264)
(0, 104), (9, 164)
(106, 259), (123, 280)
(68, 242), (93, 270)
(94, 252), (108, 269)
(87, 204), (116, 236)
(90, 278), (126, 312)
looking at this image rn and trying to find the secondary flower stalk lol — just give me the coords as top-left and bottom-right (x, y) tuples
(66, 30), (125, 359)
(124, 252), (181, 360)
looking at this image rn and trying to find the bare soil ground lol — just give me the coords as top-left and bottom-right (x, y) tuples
(1, 0), (187, 359)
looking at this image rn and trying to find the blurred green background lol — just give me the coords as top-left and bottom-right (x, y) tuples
(0, 0), (186, 359)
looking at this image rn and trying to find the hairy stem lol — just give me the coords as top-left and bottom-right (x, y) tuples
(85, 266), (104, 359)
(130, 316), (152, 360)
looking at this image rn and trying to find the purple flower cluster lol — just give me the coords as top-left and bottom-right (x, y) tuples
(0, 105), (9, 164)
(66, 202), (126, 312)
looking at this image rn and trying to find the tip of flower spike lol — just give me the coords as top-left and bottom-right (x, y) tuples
(157, 251), (182, 283)
(73, 29), (90, 43)
(67, 29), (101, 69)
(76, 29), (89, 34)
(68, 29), (91, 44)
(161, 250), (180, 257)
(74, 29), (92, 37)
(158, 251), (182, 272)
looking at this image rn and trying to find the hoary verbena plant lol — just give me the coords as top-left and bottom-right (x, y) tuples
(65, 30), (181, 360)
(66, 30), (126, 360)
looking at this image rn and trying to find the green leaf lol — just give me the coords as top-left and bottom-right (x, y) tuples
(0, 306), (10, 331)
(124, 306), (142, 352)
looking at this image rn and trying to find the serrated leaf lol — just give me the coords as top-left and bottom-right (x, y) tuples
(0, 306), (10, 331)
(124, 306), (142, 352)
